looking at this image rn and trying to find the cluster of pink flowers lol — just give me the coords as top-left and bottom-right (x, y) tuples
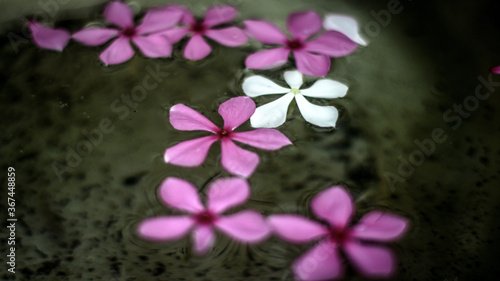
(27, 2), (411, 280)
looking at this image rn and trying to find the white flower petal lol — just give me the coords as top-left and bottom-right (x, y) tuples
(250, 93), (294, 128)
(295, 94), (339, 127)
(300, 79), (348, 99)
(323, 14), (368, 46)
(242, 75), (290, 97)
(284, 70), (303, 89)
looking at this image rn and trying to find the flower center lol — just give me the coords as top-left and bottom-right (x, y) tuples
(218, 130), (231, 138)
(190, 21), (206, 34)
(193, 210), (217, 225)
(121, 27), (137, 38)
(291, 88), (301, 95)
(329, 227), (351, 244)
(286, 39), (304, 50)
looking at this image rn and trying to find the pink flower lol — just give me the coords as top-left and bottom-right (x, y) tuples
(244, 11), (358, 77)
(137, 177), (269, 254)
(72, 1), (182, 65)
(159, 5), (248, 60)
(28, 21), (71, 51)
(164, 96), (292, 178)
(269, 186), (409, 280)
(490, 66), (500, 74)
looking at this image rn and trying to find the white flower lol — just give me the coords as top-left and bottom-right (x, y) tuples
(323, 14), (368, 46)
(242, 70), (348, 128)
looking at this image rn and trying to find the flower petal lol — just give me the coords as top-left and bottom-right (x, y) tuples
(293, 240), (343, 281)
(250, 93), (294, 128)
(167, 5), (196, 25)
(158, 27), (189, 43)
(268, 214), (328, 243)
(220, 139), (259, 178)
(184, 34), (212, 60)
(99, 36), (135, 65)
(72, 28), (118, 46)
(207, 177), (250, 214)
(305, 31), (358, 58)
(132, 34), (172, 58)
(169, 104), (219, 133)
(242, 75), (290, 97)
(103, 1), (134, 29)
(284, 70), (303, 89)
(137, 216), (194, 241)
(323, 14), (368, 46)
(205, 27), (248, 46)
(295, 94), (339, 127)
(490, 66), (500, 74)
(244, 20), (288, 44)
(215, 210), (269, 242)
(300, 79), (348, 99)
(311, 186), (353, 228)
(192, 225), (215, 254)
(287, 11), (322, 40)
(344, 242), (395, 278)
(293, 50), (330, 77)
(203, 6), (237, 27)
(158, 177), (204, 213)
(164, 136), (219, 167)
(136, 7), (182, 34)
(231, 129), (291, 150)
(351, 211), (409, 242)
(29, 21), (70, 51)
(245, 48), (290, 70)
(218, 96), (255, 131)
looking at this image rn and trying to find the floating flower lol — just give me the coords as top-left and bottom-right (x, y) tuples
(164, 96), (291, 178)
(138, 177), (269, 254)
(28, 20), (71, 51)
(242, 70), (348, 128)
(323, 14), (368, 46)
(244, 11), (358, 77)
(159, 5), (248, 60)
(72, 1), (182, 65)
(269, 186), (409, 280)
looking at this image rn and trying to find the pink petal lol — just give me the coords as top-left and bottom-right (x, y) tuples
(167, 5), (196, 26)
(244, 20), (288, 44)
(72, 28), (118, 46)
(311, 186), (354, 228)
(28, 21), (70, 51)
(164, 136), (219, 166)
(207, 178), (250, 213)
(292, 240), (343, 281)
(305, 31), (358, 58)
(245, 48), (290, 70)
(287, 11), (322, 40)
(205, 27), (248, 46)
(132, 34), (172, 58)
(351, 211), (409, 242)
(192, 225), (215, 254)
(137, 216), (194, 241)
(215, 210), (269, 242)
(220, 139), (259, 178)
(203, 6), (237, 27)
(158, 27), (189, 43)
(218, 96), (255, 131)
(158, 177), (204, 213)
(103, 1), (134, 29)
(268, 214), (328, 243)
(490, 66), (500, 74)
(99, 36), (135, 65)
(136, 7), (182, 34)
(344, 242), (395, 278)
(231, 129), (291, 150)
(184, 34), (212, 60)
(293, 50), (330, 77)
(169, 104), (219, 133)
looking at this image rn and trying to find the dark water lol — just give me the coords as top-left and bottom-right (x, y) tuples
(1, 0), (500, 280)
